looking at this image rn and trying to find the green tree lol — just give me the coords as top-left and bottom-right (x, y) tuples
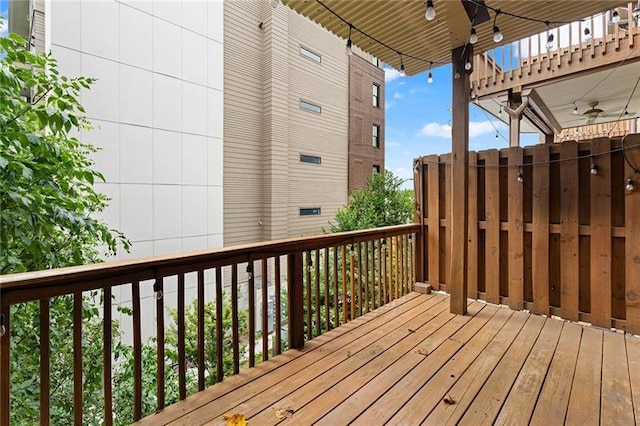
(330, 171), (413, 232)
(0, 33), (129, 273)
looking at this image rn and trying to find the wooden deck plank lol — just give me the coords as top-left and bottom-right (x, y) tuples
(312, 302), (480, 425)
(427, 313), (545, 425)
(460, 316), (547, 425)
(170, 294), (442, 425)
(601, 331), (635, 425)
(529, 321), (582, 425)
(250, 298), (453, 425)
(565, 327), (603, 426)
(136, 293), (424, 425)
(627, 335), (640, 422)
(489, 318), (564, 425)
(352, 304), (501, 425)
(389, 307), (521, 424)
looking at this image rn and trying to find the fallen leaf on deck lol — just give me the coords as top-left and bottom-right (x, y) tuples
(443, 395), (456, 405)
(408, 328), (416, 333)
(223, 413), (248, 426)
(275, 407), (295, 420)
(416, 349), (430, 356)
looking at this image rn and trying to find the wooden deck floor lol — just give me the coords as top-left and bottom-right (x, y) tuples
(137, 292), (640, 425)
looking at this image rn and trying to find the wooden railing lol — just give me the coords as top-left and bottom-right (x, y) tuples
(472, 4), (640, 97)
(0, 224), (418, 425)
(414, 135), (640, 334)
(555, 120), (637, 143)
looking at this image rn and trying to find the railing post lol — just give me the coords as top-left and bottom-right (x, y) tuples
(287, 252), (305, 349)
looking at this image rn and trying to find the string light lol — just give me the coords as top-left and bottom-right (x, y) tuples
(573, 103), (579, 115)
(427, 70), (434, 83)
(546, 32), (554, 50)
(612, 10), (620, 24)
(271, 0), (279, 8)
(465, 58), (473, 71)
(590, 160), (598, 175)
(493, 11), (504, 43)
(0, 313), (5, 337)
(246, 263), (253, 279)
(469, 27), (478, 44)
(307, 255), (314, 273)
(584, 26), (591, 37)
(516, 169), (524, 183)
(425, 0), (436, 21)
(626, 178), (635, 193)
(345, 24), (353, 56)
(399, 58), (406, 77)
(454, 69), (461, 79)
(153, 280), (163, 300)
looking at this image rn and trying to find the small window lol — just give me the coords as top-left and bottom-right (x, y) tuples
(373, 165), (381, 174)
(300, 46), (321, 63)
(373, 84), (380, 107)
(300, 207), (321, 216)
(372, 124), (380, 148)
(300, 100), (321, 114)
(300, 154), (321, 164)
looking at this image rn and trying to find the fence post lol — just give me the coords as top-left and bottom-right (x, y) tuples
(287, 252), (305, 349)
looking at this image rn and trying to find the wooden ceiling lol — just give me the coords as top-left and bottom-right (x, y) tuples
(282, 0), (629, 75)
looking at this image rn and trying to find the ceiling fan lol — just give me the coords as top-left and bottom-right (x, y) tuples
(579, 101), (635, 125)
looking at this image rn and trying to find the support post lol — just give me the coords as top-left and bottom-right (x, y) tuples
(449, 45), (471, 315)
(287, 252), (305, 349)
(504, 90), (528, 147)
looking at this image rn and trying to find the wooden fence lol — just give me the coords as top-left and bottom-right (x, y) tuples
(414, 135), (640, 334)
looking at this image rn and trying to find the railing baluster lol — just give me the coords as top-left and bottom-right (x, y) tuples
(1, 304), (9, 426)
(333, 247), (339, 328)
(314, 249), (321, 336)
(215, 268), (223, 382)
(357, 242), (363, 317)
(40, 299), (50, 426)
(363, 241), (369, 314)
(287, 252), (305, 349)
(177, 274), (186, 400)
(132, 282), (142, 421)
(155, 278), (165, 411)
(342, 246), (347, 324)
(103, 289), (113, 425)
(349, 245), (355, 321)
(73, 292), (83, 425)
(305, 251), (312, 339)
(324, 247), (330, 331)
(379, 239), (385, 306)
(274, 258), (282, 356)
(198, 270), (206, 388)
(231, 266), (240, 375)
(248, 260), (255, 367)
(261, 258), (269, 362)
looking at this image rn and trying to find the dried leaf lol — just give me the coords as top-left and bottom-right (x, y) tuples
(223, 413), (248, 426)
(275, 407), (295, 420)
(408, 328), (416, 333)
(416, 349), (430, 356)
(443, 394), (456, 405)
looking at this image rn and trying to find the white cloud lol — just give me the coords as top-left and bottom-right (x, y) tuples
(393, 92), (403, 100)
(385, 67), (402, 83)
(385, 100), (395, 110)
(387, 140), (401, 147)
(418, 120), (505, 139)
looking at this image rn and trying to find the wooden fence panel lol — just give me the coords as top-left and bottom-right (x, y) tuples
(508, 147), (524, 310)
(625, 139), (640, 334)
(485, 150), (501, 304)
(590, 138), (612, 328)
(427, 155), (440, 288)
(532, 144), (550, 315)
(560, 141), (580, 321)
(468, 151), (478, 299)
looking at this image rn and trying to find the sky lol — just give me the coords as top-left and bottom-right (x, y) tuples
(0, 0), (7, 38)
(383, 63), (539, 188)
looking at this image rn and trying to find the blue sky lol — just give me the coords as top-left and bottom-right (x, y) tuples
(0, 0), (7, 38)
(384, 63), (537, 187)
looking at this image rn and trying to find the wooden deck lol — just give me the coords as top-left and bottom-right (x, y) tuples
(136, 292), (640, 425)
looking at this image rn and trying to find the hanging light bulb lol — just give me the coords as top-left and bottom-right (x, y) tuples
(246, 263), (253, 279)
(469, 27), (478, 44)
(590, 162), (598, 175)
(493, 25), (503, 43)
(516, 172), (524, 183)
(399, 63), (406, 77)
(271, 0), (279, 8)
(454, 69), (461, 79)
(573, 103), (578, 115)
(425, 0), (436, 21)
(626, 178), (635, 192)
(153, 281), (163, 301)
(625, 109), (630, 117)
(495, 132), (499, 139)
(584, 27), (591, 38)
(612, 10), (621, 23)
(499, 105), (503, 115)
(345, 25), (353, 56)
(546, 32), (554, 50)
(464, 59), (472, 71)
(427, 71), (433, 83)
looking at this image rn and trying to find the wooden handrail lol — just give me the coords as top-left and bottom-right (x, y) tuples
(0, 224), (419, 425)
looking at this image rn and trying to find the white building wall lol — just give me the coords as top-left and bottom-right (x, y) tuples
(47, 0), (224, 340)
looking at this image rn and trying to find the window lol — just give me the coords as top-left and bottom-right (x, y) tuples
(300, 154), (321, 164)
(372, 124), (380, 148)
(300, 207), (321, 216)
(373, 84), (380, 107)
(300, 100), (321, 114)
(373, 165), (381, 174)
(300, 46), (321, 63)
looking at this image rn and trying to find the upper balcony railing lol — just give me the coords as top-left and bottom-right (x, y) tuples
(0, 224), (419, 425)
(472, 4), (640, 97)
